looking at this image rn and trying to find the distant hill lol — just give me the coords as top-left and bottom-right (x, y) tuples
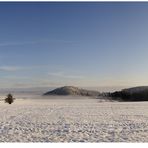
(122, 86), (148, 94)
(43, 86), (100, 96)
(109, 86), (148, 101)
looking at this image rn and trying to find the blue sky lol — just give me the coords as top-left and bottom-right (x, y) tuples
(0, 2), (148, 88)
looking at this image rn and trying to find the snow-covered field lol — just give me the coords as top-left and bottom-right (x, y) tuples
(0, 95), (148, 142)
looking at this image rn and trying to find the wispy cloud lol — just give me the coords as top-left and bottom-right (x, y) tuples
(0, 66), (22, 72)
(0, 65), (50, 72)
(0, 41), (39, 47)
(0, 39), (75, 47)
(48, 71), (84, 79)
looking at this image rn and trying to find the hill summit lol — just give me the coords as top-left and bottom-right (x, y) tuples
(43, 86), (100, 96)
(109, 86), (148, 101)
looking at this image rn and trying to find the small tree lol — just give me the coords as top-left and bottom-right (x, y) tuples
(5, 94), (15, 104)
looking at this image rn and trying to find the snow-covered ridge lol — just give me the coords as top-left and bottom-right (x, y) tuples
(43, 86), (100, 96)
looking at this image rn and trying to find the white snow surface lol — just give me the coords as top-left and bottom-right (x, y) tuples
(0, 95), (148, 142)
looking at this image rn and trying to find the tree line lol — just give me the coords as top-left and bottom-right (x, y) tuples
(108, 90), (148, 101)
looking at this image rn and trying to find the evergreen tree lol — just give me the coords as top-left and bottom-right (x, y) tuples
(5, 94), (15, 104)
